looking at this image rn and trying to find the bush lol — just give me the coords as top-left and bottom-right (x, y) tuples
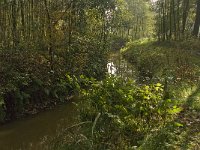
(64, 35), (108, 80)
(0, 49), (71, 121)
(73, 76), (182, 149)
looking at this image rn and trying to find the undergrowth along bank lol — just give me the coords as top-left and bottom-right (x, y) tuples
(47, 39), (200, 150)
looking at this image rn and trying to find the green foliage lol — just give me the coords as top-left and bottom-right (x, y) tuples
(0, 0), (155, 123)
(140, 110), (200, 150)
(122, 40), (200, 84)
(48, 74), (200, 150)
(61, 34), (108, 79)
(0, 49), (82, 121)
(74, 76), (181, 149)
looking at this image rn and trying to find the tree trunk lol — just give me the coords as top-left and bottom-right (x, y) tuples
(11, 0), (18, 48)
(44, 0), (53, 70)
(182, 0), (189, 35)
(193, 0), (200, 37)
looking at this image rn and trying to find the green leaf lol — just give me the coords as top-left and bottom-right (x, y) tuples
(168, 107), (182, 114)
(156, 83), (162, 87)
(174, 122), (184, 127)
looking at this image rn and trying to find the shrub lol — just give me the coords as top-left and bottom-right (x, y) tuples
(0, 49), (69, 120)
(76, 76), (182, 149)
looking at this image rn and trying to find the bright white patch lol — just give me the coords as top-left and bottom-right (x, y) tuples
(107, 62), (117, 75)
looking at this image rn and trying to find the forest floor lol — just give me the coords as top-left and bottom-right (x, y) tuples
(178, 87), (200, 147)
(172, 87), (200, 149)
(141, 88), (200, 149)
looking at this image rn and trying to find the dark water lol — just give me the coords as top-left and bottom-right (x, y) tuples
(0, 102), (77, 150)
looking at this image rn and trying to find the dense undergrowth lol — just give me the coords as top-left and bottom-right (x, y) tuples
(43, 40), (200, 149)
(43, 76), (181, 149)
(0, 49), (77, 122)
(0, 43), (107, 123)
(1, 39), (199, 149)
(121, 39), (200, 149)
(121, 39), (200, 84)
(46, 76), (200, 150)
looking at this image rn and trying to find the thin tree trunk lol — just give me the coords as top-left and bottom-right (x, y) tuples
(182, 0), (189, 36)
(11, 0), (18, 48)
(193, 0), (200, 37)
(19, 0), (25, 41)
(44, 0), (53, 70)
(172, 0), (177, 40)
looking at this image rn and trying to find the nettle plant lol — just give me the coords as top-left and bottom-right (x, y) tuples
(79, 76), (182, 147)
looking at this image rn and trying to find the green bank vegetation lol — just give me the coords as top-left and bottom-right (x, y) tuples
(0, 0), (200, 149)
(0, 0), (153, 122)
(46, 40), (200, 150)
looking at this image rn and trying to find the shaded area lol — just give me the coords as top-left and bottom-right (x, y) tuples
(0, 102), (77, 150)
(185, 85), (200, 110)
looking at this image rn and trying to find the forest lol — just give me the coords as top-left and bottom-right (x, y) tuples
(0, 0), (200, 149)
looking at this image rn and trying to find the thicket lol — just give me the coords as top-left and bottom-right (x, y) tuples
(0, 49), (75, 121)
(41, 0), (200, 148)
(45, 76), (182, 149)
(0, 45), (108, 122)
(0, 0), (154, 123)
(121, 40), (200, 149)
(45, 40), (200, 149)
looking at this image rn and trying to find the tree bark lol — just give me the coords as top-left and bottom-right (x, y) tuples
(44, 0), (53, 70)
(182, 0), (189, 35)
(193, 0), (200, 37)
(11, 0), (18, 48)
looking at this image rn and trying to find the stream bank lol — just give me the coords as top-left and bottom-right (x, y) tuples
(0, 52), (134, 150)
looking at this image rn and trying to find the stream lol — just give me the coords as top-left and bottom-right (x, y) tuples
(0, 52), (135, 150)
(0, 101), (78, 150)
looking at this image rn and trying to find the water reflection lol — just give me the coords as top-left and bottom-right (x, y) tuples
(0, 102), (77, 150)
